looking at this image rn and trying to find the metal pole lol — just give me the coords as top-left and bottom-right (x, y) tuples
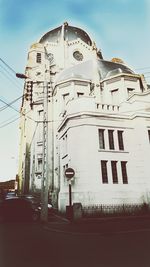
(69, 182), (72, 206)
(41, 81), (49, 222)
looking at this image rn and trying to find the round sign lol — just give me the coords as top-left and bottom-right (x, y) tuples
(65, 168), (75, 179)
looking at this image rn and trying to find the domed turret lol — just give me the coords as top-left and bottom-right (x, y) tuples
(39, 22), (92, 46)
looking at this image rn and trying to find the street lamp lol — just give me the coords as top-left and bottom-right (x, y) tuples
(16, 73), (28, 79)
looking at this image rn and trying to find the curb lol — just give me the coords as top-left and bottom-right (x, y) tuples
(41, 214), (150, 235)
(43, 223), (150, 236)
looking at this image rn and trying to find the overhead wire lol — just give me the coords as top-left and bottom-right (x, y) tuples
(0, 94), (35, 126)
(0, 96), (22, 113)
(0, 107), (35, 129)
(0, 67), (22, 92)
(0, 58), (17, 74)
(0, 107), (35, 131)
(0, 58), (36, 122)
(0, 116), (20, 129)
(0, 95), (23, 112)
(0, 57), (150, 128)
(135, 66), (150, 71)
(29, 122), (39, 148)
(0, 113), (19, 125)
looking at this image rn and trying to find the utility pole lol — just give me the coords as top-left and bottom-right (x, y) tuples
(16, 72), (51, 222)
(41, 81), (49, 222)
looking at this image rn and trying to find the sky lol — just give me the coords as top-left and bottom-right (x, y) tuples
(0, 0), (150, 182)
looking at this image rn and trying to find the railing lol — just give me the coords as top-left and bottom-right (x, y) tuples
(82, 203), (149, 218)
(96, 103), (120, 112)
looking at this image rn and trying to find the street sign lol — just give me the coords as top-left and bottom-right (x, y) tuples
(65, 168), (75, 179)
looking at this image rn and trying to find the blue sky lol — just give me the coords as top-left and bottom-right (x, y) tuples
(0, 0), (150, 181)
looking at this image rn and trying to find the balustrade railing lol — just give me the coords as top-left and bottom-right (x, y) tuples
(96, 103), (120, 112)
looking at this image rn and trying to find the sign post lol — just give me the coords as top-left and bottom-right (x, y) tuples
(65, 167), (75, 206)
(69, 183), (72, 206)
(65, 168), (75, 221)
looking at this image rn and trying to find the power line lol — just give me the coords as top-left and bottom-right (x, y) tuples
(0, 58), (16, 74)
(0, 116), (19, 129)
(29, 123), (38, 148)
(1, 103), (150, 129)
(0, 97), (21, 114)
(0, 65), (22, 91)
(0, 95), (23, 112)
(142, 71), (150, 75)
(0, 114), (19, 125)
(0, 107), (35, 129)
(135, 66), (150, 71)
(0, 94), (35, 122)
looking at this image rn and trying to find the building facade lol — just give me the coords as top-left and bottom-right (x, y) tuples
(18, 22), (150, 212)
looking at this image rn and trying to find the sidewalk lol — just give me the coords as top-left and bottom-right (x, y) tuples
(43, 213), (150, 234)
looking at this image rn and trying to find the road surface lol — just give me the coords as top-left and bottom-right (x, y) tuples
(0, 220), (150, 267)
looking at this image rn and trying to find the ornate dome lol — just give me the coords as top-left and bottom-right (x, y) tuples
(39, 22), (92, 46)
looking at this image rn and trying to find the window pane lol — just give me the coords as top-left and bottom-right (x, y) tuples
(118, 131), (124, 150)
(101, 161), (108, 183)
(99, 129), (105, 149)
(36, 53), (41, 63)
(121, 161), (128, 184)
(111, 161), (118, 184)
(108, 130), (114, 150)
(148, 130), (150, 143)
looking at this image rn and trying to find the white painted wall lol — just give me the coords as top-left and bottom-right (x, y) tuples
(19, 23), (150, 213)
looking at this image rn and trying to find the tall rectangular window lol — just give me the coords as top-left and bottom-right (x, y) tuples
(117, 130), (124, 150)
(121, 161), (128, 184)
(111, 161), (118, 184)
(99, 129), (105, 149)
(36, 53), (41, 63)
(108, 130), (115, 150)
(148, 130), (150, 143)
(101, 161), (108, 184)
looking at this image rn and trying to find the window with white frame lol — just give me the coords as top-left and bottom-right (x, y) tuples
(117, 130), (124, 150)
(121, 161), (128, 184)
(111, 161), (118, 184)
(101, 160), (108, 184)
(108, 130), (115, 150)
(100, 160), (128, 185)
(98, 129), (105, 149)
(148, 130), (150, 143)
(98, 128), (125, 151)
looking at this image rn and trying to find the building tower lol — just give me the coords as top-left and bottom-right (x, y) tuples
(18, 22), (150, 213)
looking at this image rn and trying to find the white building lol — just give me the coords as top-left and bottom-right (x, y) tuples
(18, 22), (150, 212)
